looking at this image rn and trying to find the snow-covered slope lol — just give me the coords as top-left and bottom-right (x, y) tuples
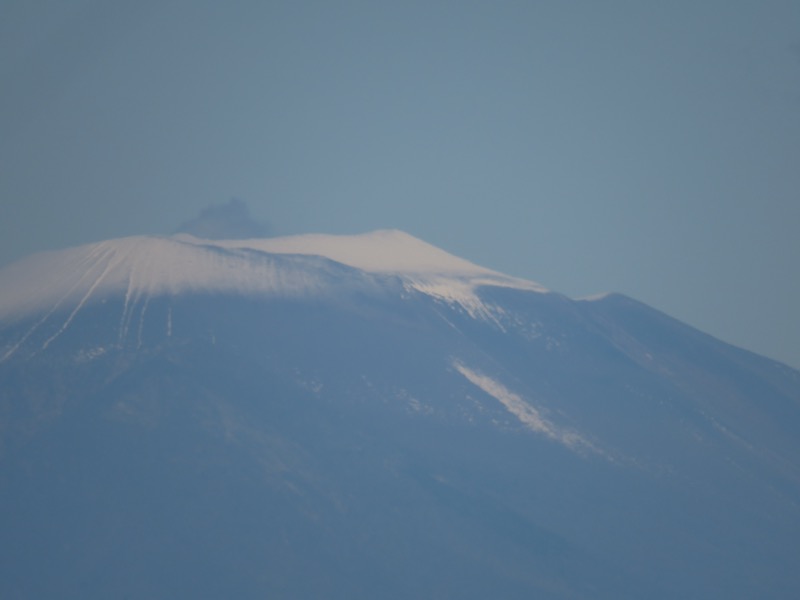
(0, 230), (546, 324)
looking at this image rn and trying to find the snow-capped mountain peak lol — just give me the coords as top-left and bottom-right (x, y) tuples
(0, 230), (547, 325)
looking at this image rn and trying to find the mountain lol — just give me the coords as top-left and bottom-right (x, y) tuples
(1, 230), (799, 599)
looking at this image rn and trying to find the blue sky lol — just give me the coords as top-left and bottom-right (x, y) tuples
(2, 0), (799, 368)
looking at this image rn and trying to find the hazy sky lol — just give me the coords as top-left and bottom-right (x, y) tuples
(2, 1), (799, 368)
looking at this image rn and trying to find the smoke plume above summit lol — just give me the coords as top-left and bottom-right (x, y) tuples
(175, 199), (269, 240)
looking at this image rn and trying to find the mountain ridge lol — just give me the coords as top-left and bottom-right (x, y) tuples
(1, 230), (799, 598)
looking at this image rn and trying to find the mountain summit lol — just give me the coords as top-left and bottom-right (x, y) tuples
(1, 231), (799, 599)
(0, 230), (543, 330)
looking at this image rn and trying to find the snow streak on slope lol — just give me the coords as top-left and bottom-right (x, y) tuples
(453, 361), (599, 455)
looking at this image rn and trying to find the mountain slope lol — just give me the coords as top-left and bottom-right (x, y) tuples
(1, 231), (798, 599)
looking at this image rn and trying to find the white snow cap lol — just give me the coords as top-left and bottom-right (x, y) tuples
(0, 230), (547, 322)
(229, 229), (498, 275)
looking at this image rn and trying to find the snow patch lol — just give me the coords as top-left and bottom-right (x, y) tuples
(577, 292), (613, 302)
(403, 277), (507, 324)
(453, 360), (597, 454)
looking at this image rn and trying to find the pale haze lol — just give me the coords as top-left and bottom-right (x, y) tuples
(1, 1), (799, 368)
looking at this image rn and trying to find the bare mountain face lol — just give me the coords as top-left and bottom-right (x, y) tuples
(1, 231), (799, 599)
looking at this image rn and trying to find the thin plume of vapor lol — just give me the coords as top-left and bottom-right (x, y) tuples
(175, 199), (269, 240)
